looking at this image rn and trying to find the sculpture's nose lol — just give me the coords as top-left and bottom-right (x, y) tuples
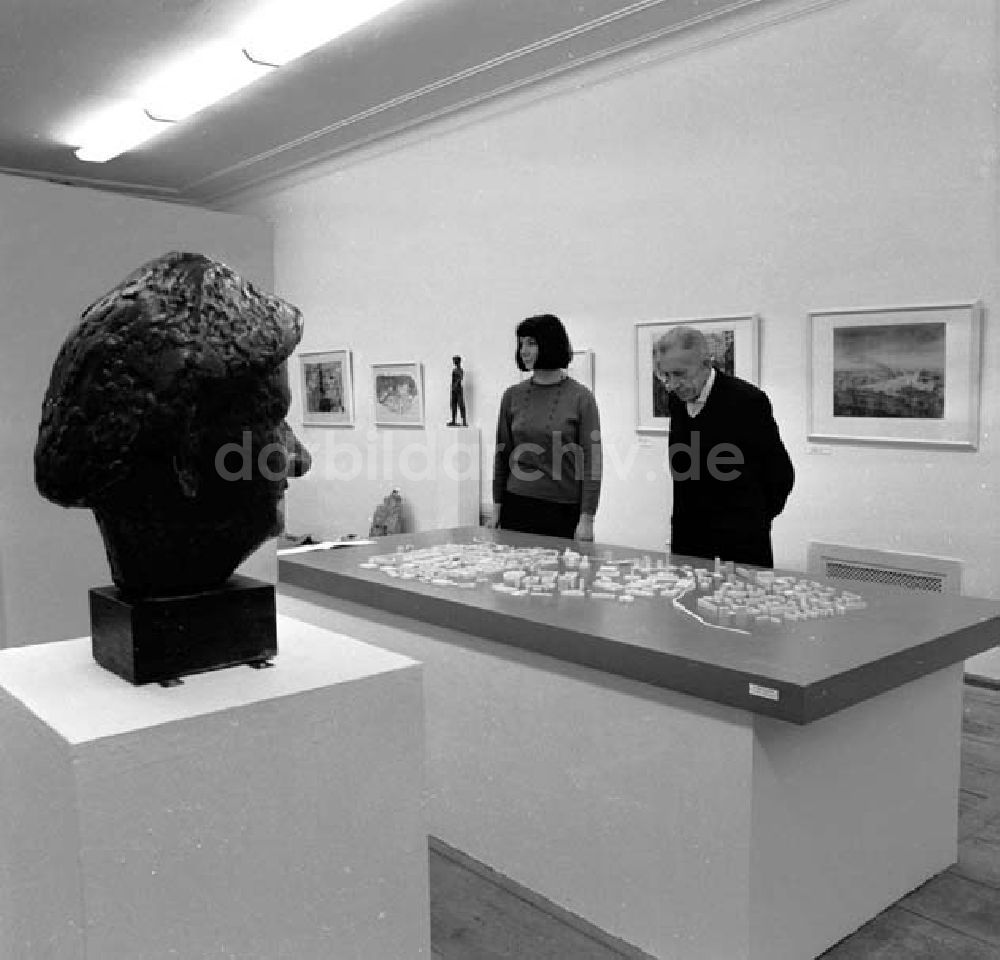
(281, 421), (312, 478)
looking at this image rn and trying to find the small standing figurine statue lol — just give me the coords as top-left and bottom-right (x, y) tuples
(447, 355), (468, 426)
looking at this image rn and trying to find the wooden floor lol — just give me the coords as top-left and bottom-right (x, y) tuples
(429, 681), (1000, 960)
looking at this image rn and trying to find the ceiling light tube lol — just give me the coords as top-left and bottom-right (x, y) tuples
(72, 0), (408, 162)
(73, 44), (275, 162)
(241, 0), (408, 67)
(72, 103), (174, 163)
(139, 42), (276, 123)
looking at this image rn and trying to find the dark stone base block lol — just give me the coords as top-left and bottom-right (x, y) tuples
(89, 575), (278, 685)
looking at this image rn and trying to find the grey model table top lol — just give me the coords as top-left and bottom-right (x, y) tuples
(279, 527), (1000, 723)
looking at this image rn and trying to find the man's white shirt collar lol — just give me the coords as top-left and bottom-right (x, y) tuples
(687, 366), (716, 418)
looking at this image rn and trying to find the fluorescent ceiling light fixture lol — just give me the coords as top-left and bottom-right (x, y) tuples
(240, 0), (407, 66)
(140, 42), (276, 123)
(73, 0), (408, 163)
(71, 103), (173, 164)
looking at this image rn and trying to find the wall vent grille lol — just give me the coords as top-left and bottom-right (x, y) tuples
(822, 560), (945, 593)
(807, 542), (963, 596)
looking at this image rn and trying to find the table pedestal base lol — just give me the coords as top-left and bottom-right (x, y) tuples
(280, 588), (961, 960)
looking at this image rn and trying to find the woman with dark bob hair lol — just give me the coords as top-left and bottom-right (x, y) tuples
(487, 314), (602, 540)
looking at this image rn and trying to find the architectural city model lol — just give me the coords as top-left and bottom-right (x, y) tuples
(359, 540), (868, 634)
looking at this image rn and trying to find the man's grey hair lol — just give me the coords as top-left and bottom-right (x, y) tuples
(655, 325), (711, 360)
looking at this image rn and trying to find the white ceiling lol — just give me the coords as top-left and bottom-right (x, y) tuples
(0, 0), (758, 206)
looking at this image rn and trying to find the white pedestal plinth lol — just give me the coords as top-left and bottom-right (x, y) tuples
(433, 426), (480, 529)
(0, 615), (429, 960)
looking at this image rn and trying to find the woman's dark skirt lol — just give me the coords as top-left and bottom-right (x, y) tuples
(499, 491), (581, 540)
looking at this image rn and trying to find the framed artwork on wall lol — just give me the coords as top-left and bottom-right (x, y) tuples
(372, 361), (425, 427)
(300, 349), (354, 426)
(567, 349), (595, 392)
(807, 302), (983, 449)
(634, 314), (760, 433)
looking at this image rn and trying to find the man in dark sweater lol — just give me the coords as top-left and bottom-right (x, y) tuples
(654, 326), (794, 568)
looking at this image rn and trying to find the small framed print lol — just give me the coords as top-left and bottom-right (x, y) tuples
(300, 349), (354, 426)
(808, 302), (983, 449)
(634, 314), (760, 433)
(372, 361), (425, 427)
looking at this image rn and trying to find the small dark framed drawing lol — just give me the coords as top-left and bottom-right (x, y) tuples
(372, 361), (425, 427)
(808, 303), (983, 449)
(634, 314), (760, 433)
(300, 349), (354, 426)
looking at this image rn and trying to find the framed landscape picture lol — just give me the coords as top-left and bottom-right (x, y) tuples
(300, 349), (353, 426)
(634, 315), (760, 433)
(808, 303), (983, 449)
(372, 361), (425, 426)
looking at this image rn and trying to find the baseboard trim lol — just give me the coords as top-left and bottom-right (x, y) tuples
(428, 835), (657, 960)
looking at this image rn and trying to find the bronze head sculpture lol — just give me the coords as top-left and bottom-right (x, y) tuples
(35, 251), (311, 599)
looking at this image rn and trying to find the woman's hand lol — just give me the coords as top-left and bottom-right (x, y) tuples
(484, 503), (502, 529)
(574, 514), (594, 542)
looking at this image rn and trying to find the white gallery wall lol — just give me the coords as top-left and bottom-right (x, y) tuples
(0, 174), (274, 647)
(224, 0), (999, 604)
